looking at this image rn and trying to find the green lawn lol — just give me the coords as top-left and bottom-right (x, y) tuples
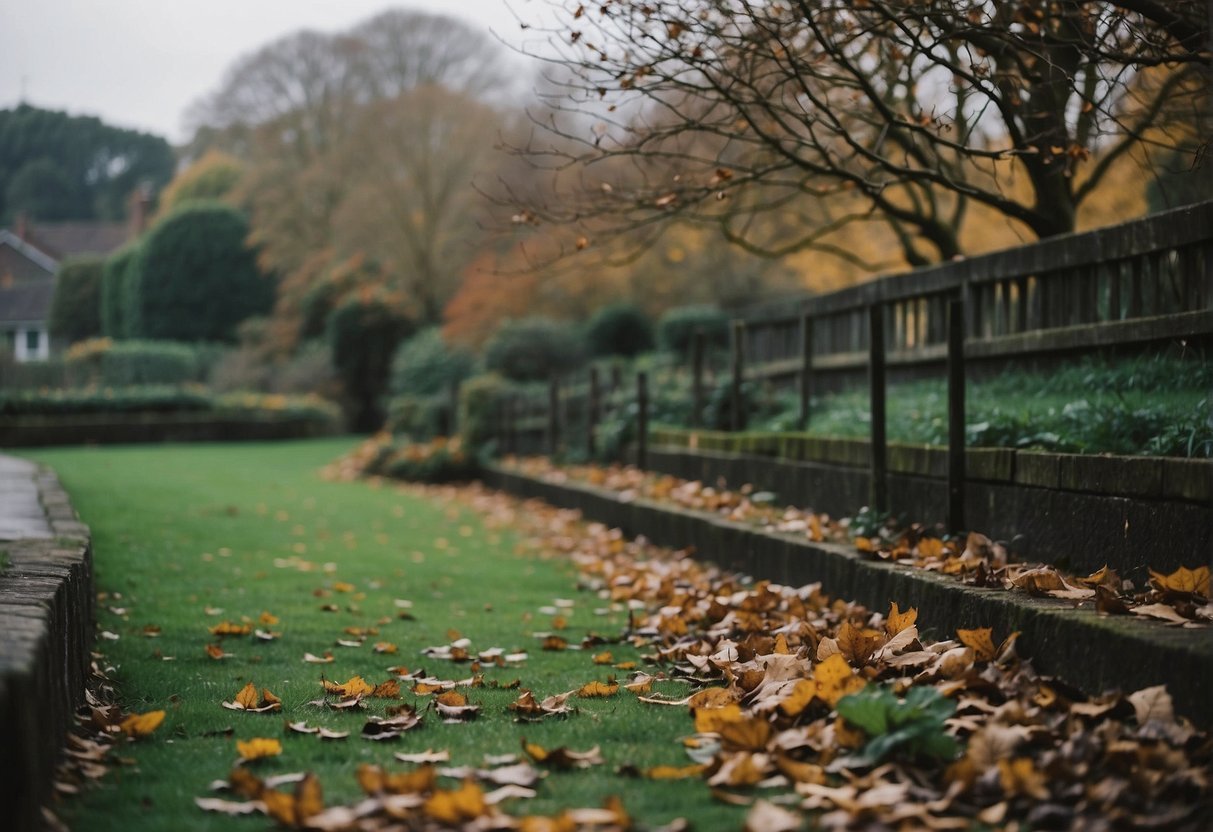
(23, 439), (743, 831)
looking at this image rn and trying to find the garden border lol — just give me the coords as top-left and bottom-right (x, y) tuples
(484, 464), (1213, 729)
(0, 411), (338, 447)
(0, 459), (93, 832)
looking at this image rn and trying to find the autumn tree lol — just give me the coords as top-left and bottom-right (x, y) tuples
(187, 10), (523, 351)
(504, 1), (1210, 265)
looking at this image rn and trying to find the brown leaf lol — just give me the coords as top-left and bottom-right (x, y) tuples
(956, 628), (996, 662)
(1149, 566), (1210, 598)
(885, 602), (917, 636)
(522, 738), (604, 769)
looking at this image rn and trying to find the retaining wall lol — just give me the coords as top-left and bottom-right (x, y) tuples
(485, 465), (1213, 729)
(645, 430), (1212, 582)
(0, 412), (338, 447)
(0, 463), (93, 832)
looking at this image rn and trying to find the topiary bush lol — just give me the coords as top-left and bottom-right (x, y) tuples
(483, 317), (586, 382)
(327, 294), (414, 432)
(48, 256), (104, 345)
(657, 304), (730, 355)
(389, 328), (477, 397)
(101, 243), (140, 339)
(126, 202), (275, 342)
(458, 372), (521, 453)
(64, 338), (205, 386)
(585, 303), (656, 358)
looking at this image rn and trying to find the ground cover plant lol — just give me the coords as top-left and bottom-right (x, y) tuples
(27, 439), (1211, 831)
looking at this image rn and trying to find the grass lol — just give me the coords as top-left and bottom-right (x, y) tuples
(22, 439), (746, 832)
(633, 353), (1213, 457)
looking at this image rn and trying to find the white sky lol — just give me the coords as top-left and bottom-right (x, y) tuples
(0, 1), (551, 144)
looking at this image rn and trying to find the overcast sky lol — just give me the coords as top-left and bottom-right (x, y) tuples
(0, 1), (549, 144)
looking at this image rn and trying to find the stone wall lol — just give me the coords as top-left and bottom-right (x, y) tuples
(0, 462), (92, 832)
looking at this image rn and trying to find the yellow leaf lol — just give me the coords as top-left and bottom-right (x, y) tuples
(1150, 565), (1210, 598)
(576, 680), (619, 698)
(204, 643), (226, 660)
(998, 757), (1049, 800)
(813, 653), (866, 707)
(592, 651), (614, 665)
(236, 737), (282, 761)
(424, 780), (487, 824)
(332, 581), (355, 593)
(645, 763), (706, 780)
(886, 602), (918, 637)
(957, 628), (996, 662)
(258, 611), (279, 626)
(687, 687), (736, 709)
(693, 702), (745, 733)
(209, 621), (251, 637)
(234, 682), (259, 710)
(119, 710), (165, 738)
(777, 679), (817, 718)
(835, 620), (884, 665)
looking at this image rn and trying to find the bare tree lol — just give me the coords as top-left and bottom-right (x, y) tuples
(503, 1), (1209, 265)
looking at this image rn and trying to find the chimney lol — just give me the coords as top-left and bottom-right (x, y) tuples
(128, 185), (152, 239)
(15, 211), (28, 242)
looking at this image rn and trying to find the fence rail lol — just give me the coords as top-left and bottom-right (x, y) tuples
(491, 201), (1213, 530)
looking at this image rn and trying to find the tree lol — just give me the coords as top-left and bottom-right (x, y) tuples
(506, 1), (1209, 265)
(155, 150), (244, 219)
(327, 292), (415, 431)
(0, 104), (174, 222)
(483, 317), (586, 382)
(128, 203), (275, 342)
(48, 257), (104, 344)
(586, 303), (655, 357)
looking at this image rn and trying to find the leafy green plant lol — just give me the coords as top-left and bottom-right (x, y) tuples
(586, 303), (655, 358)
(656, 305), (730, 356)
(835, 684), (959, 767)
(389, 328), (476, 397)
(48, 256), (105, 344)
(483, 317), (586, 382)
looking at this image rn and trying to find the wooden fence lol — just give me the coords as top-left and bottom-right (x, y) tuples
(492, 201), (1213, 528)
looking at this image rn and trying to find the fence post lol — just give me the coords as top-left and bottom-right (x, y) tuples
(636, 371), (649, 469)
(798, 311), (813, 431)
(448, 380), (460, 437)
(588, 366), (600, 458)
(730, 320), (746, 432)
(868, 303), (888, 513)
(548, 376), (560, 457)
(690, 329), (705, 428)
(947, 298), (966, 531)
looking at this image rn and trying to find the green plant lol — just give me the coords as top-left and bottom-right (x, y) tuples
(127, 202), (275, 342)
(835, 684), (959, 767)
(327, 293), (414, 431)
(458, 372), (525, 453)
(101, 243), (140, 339)
(372, 437), (482, 483)
(483, 317), (586, 382)
(48, 256), (105, 344)
(586, 303), (655, 358)
(656, 305), (730, 356)
(386, 394), (453, 440)
(389, 328), (476, 397)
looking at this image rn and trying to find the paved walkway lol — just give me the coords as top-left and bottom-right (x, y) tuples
(0, 455), (53, 541)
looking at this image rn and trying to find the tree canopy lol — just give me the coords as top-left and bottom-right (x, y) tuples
(0, 104), (174, 223)
(504, 1), (1209, 265)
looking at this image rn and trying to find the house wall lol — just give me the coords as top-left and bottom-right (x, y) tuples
(3, 322), (51, 361)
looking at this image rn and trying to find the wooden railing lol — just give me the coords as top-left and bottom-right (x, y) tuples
(489, 201), (1213, 528)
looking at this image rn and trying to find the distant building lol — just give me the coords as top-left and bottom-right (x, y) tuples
(0, 191), (150, 362)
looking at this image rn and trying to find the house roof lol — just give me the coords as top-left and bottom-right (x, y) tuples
(0, 230), (59, 273)
(0, 280), (55, 325)
(23, 221), (130, 260)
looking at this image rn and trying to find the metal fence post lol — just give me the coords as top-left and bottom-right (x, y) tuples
(636, 371), (649, 469)
(547, 376), (560, 457)
(588, 366), (600, 458)
(731, 320), (746, 432)
(798, 311), (813, 431)
(691, 329), (705, 428)
(868, 303), (888, 513)
(947, 299), (966, 531)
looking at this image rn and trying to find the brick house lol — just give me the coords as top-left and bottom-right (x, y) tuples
(0, 193), (149, 361)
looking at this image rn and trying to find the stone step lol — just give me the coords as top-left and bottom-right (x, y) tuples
(485, 465), (1213, 729)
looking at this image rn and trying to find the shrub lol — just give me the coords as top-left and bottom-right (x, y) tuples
(458, 372), (519, 452)
(327, 294), (414, 431)
(376, 437), (480, 484)
(101, 243), (140, 339)
(127, 202), (275, 342)
(155, 149), (243, 217)
(389, 328), (476, 397)
(386, 394), (453, 440)
(483, 317), (585, 382)
(586, 303), (656, 358)
(48, 257), (104, 344)
(65, 338), (203, 386)
(657, 305), (730, 355)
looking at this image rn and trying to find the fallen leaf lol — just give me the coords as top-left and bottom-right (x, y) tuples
(956, 628), (996, 662)
(236, 738), (282, 761)
(1149, 566), (1209, 598)
(814, 653), (866, 707)
(119, 710), (165, 738)
(576, 680), (619, 698)
(522, 738), (604, 769)
(885, 602), (918, 636)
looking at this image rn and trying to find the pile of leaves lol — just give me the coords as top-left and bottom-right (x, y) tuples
(324, 434), (481, 484)
(505, 457), (1212, 628)
(460, 481), (1212, 830)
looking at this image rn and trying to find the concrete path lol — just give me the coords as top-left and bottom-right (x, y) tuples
(0, 455), (53, 541)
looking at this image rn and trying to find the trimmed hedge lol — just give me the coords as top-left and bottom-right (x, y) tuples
(101, 244), (140, 339)
(657, 305), (730, 355)
(48, 257), (104, 344)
